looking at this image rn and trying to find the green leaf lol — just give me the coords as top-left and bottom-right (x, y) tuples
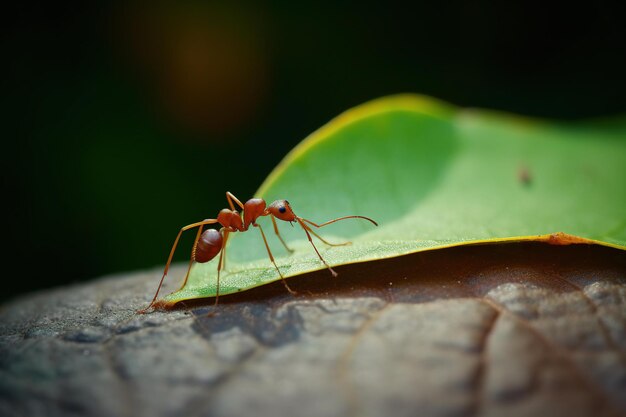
(159, 94), (626, 306)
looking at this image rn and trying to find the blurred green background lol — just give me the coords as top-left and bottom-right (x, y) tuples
(4, 1), (625, 299)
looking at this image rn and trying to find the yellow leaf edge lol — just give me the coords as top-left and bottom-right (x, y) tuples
(157, 232), (624, 308)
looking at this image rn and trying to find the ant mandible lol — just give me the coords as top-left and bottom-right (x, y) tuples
(138, 191), (377, 313)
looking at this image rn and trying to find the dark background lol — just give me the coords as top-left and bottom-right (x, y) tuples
(3, 1), (625, 300)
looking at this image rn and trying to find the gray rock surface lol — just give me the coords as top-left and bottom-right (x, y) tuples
(0, 244), (625, 417)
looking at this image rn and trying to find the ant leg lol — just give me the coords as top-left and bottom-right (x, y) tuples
(181, 224), (205, 289)
(217, 229), (231, 273)
(208, 229), (230, 315)
(254, 223), (297, 295)
(226, 191), (245, 210)
(270, 215), (294, 253)
(219, 229), (230, 272)
(300, 222), (351, 247)
(137, 219), (218, 314)
(295, 218), (338, 277)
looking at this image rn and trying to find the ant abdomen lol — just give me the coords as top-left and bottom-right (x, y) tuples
(194, 229), (223, 263)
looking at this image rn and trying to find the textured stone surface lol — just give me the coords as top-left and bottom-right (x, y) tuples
(0, 244), (624, 417)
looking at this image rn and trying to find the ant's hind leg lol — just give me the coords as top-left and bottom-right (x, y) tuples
(182, 224), (205, 288)
(137, 218), (218, 314)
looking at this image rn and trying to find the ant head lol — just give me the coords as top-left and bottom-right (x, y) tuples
(268, 200), (296, 222)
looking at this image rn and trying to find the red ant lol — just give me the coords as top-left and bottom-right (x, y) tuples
(138, 192), (377, 313)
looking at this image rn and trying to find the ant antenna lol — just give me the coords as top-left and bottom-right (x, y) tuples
(295, 215), (377, 277)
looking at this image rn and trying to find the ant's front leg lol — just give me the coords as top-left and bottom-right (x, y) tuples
(254, 222), (297, 295)
(270, 215), (294, 253)
(295, 218), (338, 277)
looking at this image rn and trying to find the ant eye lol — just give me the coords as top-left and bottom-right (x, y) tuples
(279, 206), (286, 213)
